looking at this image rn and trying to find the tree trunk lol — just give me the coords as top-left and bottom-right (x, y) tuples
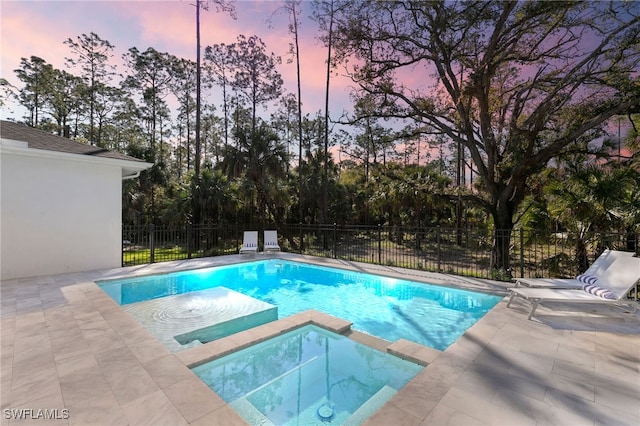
(193, 0), (202, 227)
(322, 0), (333, 226)
(575, 238), (588, 275)
(490, 203), (514, 277)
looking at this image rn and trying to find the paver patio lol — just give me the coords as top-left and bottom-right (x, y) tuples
(1, 253), (638, 425)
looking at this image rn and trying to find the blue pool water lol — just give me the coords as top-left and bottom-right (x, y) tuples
(99, 259), (501, 350)
(192, 324), (423, 425)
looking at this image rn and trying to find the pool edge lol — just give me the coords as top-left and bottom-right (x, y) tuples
(174, 308), (440, 369)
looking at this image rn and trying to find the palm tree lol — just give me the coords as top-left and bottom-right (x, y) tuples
(546, 160), (637, 272)
(219, 123), (289, 226)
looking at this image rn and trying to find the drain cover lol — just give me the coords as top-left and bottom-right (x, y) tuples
(317, 402), (335, 421)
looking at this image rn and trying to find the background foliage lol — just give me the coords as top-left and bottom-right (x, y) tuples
(3, 1), (639, 273)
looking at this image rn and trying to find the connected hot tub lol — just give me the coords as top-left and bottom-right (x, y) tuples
(191, 324), (423, 425)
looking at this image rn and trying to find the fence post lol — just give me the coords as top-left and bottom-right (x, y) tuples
(378, 224), (382, 264)
(519, 228), (524, 278)
(149, 224), (155, 264)
(437, 225), (441, 272)
(187, 224), (192, 259)
(299, 223), (303, 254)
(121, 227), (125, 267)
(333, 223), (337, 259)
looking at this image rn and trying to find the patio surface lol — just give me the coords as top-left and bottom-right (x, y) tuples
(1, 253), (639, 425)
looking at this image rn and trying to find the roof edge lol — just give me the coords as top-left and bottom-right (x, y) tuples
(1, 139), (153, 179)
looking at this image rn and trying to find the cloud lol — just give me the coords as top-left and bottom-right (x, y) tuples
(1, 3), (69, 74)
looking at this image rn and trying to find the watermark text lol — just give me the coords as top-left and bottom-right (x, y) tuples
(3, 408), (69, 420)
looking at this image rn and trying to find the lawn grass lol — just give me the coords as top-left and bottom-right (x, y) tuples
(123, 247), (190, 265)
(122, 245), (241, 266)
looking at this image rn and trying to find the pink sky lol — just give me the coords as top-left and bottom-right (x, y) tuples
(4, 1), (627, 165)
(0, 0), (356, 121)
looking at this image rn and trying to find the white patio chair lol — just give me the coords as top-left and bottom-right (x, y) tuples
(263, 230), (281, 252)
(239, 231), (259, 254)
(507, 254), (640, 319)
(514, 249), (636, 289)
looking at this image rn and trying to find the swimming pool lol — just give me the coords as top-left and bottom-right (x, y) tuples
(192, 324), (423, 425)
(98, 259), (502, 350)
(99, 259), (502, 350)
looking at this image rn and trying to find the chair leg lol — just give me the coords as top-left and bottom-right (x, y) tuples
(506, 292), (517, 308)
(527, 300), (540, 320)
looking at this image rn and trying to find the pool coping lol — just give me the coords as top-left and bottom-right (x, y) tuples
(175, 309), (441, 369)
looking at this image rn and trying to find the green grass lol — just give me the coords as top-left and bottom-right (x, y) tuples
(123, 247), (189, 265)
(123, 245), (241, 266)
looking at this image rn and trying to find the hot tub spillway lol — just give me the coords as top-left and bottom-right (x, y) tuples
(123, 287), (277, 352)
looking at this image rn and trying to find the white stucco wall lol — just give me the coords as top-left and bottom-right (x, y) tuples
(1, 144), (124, 279)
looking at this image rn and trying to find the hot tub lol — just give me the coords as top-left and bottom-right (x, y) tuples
(191, 324), (423, 425)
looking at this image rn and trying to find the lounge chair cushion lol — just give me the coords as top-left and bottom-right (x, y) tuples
(576, 274), (598, 285)
(582, 284), (616, 299)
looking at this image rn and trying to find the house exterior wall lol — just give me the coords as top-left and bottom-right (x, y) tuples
(1, 147), (123, 279)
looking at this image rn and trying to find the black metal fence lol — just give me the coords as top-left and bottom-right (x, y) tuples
(122, 223), (638, 281)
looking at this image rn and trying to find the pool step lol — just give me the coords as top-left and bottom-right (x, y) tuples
(123, 287), (277, 352)
(241, 356), (320, 399)
(230, 397), (274, 426)
(221, 377), (400, 426)
(343, 385), (398, 425)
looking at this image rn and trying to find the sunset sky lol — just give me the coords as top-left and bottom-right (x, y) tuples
(1, 1), (633, 162)
(1, 0), (355, 122)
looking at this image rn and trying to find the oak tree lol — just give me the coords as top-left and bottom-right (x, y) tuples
(331, 0), (640, 272)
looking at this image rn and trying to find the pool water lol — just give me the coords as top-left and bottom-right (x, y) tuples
(99, 259), (501, 350)
(191, 324), (423, 425)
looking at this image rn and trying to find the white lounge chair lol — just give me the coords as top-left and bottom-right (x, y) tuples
(239, 231), (258, 254)
(507, 254), (640, 319)
(263, 230), (281, 252)
(514, 249), (636, 289)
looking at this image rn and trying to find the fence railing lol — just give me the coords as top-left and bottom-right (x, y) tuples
(123, 224), (638, 281)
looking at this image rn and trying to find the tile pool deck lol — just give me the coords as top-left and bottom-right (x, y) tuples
(1, 253), (638, 425)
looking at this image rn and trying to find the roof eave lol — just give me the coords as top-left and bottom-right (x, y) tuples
(0, 139), (154, 180)
(122, 163), (154, 180)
